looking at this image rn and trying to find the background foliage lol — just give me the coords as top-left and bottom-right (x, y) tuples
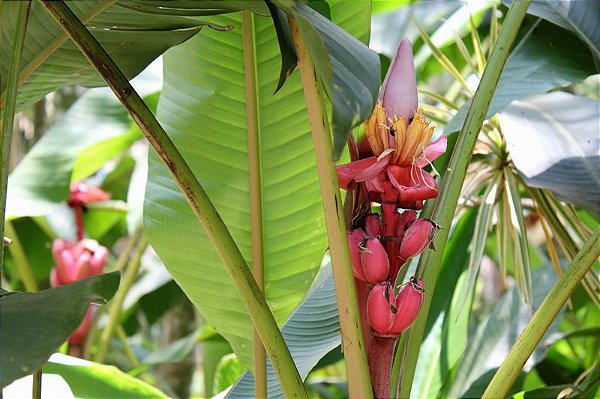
(1, 0), (598, 398)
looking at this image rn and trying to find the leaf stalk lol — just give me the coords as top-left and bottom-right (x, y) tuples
(241, 10), (267, 398)
(0, 0), (31, 282)
(398, 1), (531, 396)
(288, 16), (373, 399)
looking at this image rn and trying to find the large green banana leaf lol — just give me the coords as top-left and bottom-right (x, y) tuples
(144, 2), (371, 370)
(0, 0), (235, 111)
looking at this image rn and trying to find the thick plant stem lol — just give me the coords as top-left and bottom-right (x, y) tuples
(95, 236), (147, 362)
(289, 17), (373, 399)
(483, 227), (600, 398)
(40, 3), (307, 396)
(397, 1), (531, 397)
(242, 10), (266, 398)
(0, 0), (31, 282)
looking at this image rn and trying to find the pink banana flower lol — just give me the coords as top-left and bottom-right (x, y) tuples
(336, 38), (446, 206)
(68, 181), (111, 207)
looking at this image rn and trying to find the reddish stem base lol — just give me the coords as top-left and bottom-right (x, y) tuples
(368, 334), (398, 398)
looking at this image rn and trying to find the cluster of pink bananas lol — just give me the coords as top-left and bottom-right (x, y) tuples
(48, 182), (110, 345)
(338, 38), (446, 339)
(348, 214), (437, 336)
(336, 37), (446, 397)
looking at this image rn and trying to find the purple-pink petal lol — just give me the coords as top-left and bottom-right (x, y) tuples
(417, 135), (447, 167)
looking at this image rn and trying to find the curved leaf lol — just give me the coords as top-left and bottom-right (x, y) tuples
(499, 92), (600, 214)
(272, 0), (380, 159)
(228, 258), (340, 398)
(144, 12), (328, 370)
(0, 1), (213, 110)
(0, 272), (120, 387)
(445, 22), (596, 134)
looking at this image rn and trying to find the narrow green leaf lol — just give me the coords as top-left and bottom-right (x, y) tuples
(0, 272), (120, 386)
(504, 168), (533, 305)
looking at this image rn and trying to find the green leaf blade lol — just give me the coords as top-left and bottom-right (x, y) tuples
(144, 12), (328, 370)
(0, 272), (120, 387)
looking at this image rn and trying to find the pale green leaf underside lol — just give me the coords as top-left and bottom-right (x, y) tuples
(229, 259), (340, 398)
(145, 13), (328, 370)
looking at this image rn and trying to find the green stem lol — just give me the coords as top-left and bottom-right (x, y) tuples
(32, 369), (42, 399)
(83, 227), (142, 359)
(289, 17), (373, 399)
(398, 1), (531, 397)
(4, 221), (38, 291)
(95, 236), (147, 362)
(241, 10), (267, 398)
(40, 3), (307, 396)
(0, 0), (30, 282)
(115, 324), (140, 368)
(483, 227), (600, 398)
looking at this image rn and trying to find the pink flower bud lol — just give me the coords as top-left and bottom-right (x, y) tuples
(398, 219), (438, 262)
(68, 181), (110, 207)
(359, 237), (390, 284)
(365, 215), (381, 237)
(380, 38), (418, 122)
(367, 277), (425, 336)
(348, 229), (367, 282)
(50, 239), (109, 286)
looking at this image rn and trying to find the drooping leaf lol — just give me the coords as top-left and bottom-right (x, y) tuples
(0, 272), (120, 387)
(499, 92), (600, 214)
(272, 0), (380, 159)
(445, 22), (596, 134)
(505, 0), (600, 58)
(0, 0), (237, 110)
(228, 258), (341, 398)
(41, 354), (166, 398)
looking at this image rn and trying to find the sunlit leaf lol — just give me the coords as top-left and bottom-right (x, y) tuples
(42, 354), (166, 398)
